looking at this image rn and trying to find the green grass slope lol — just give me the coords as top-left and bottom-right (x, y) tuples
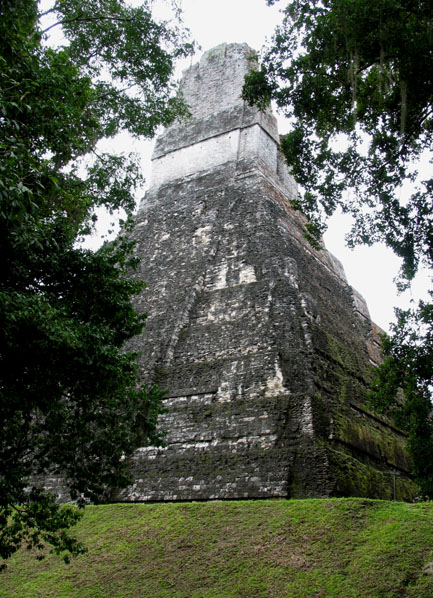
(2, 499), (433, 598)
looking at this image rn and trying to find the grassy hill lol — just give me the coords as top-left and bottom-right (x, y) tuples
(2, 498), (433, 597)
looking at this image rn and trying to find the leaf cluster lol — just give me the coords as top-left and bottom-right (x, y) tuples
(0, 0), (193, 568)
(244, 0), (433, 281)
(370, 299), (433, 497)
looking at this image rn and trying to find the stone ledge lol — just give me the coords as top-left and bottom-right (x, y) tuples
(153, 104), (279, 159)
(166, 387), (219, 399)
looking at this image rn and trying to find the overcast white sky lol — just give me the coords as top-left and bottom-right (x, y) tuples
(90, 0), (431, 332)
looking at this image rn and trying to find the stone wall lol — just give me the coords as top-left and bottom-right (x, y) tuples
(116, 43), (413, 502)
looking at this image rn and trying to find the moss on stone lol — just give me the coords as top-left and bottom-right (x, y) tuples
(323, 330), (370, 382)
(334, 414), (410, 472)
(326, 446), (416, 500)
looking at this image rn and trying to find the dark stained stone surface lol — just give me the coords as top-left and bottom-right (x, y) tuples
(113, 43), (413, 502)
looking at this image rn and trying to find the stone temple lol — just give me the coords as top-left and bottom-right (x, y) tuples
(117, 43), (413, 501)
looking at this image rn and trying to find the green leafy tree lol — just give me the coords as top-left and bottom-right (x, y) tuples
(0, 0), (193, 568)
(369, 302), (433, 497)
(243, 0), (433, 494)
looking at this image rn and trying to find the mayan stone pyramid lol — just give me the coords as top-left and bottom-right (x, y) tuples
(118, 43), (413, 501)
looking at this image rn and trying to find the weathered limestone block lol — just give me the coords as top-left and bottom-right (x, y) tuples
(118, 43), (413, 502)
